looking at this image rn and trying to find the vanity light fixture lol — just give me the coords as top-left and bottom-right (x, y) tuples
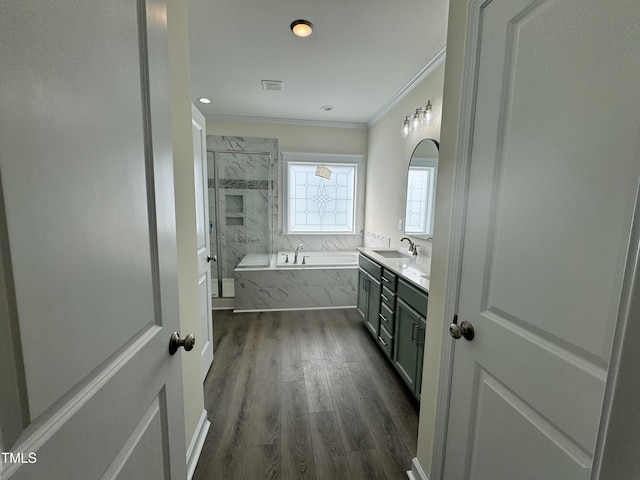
(291, 19), (314, 37)
(422, 100), (433, 126)
(401, 99), (434, 138)
(198, 97), (212, 104)
(401, 116), (411, 138)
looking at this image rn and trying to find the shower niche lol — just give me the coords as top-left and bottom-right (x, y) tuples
(224, 194), (244, 226)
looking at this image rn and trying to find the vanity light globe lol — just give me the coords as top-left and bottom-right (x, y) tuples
(411, 109), (421, 132)
(401, 117), (410, 138)
(421, 102), (434, 126)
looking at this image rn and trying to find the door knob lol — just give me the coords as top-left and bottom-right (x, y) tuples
(169, 332), (196, 355)
(207, 255), (216, 263)
(449, 319), (474, 341)
(460, 321), (474, 340)
(449, 322), (462, 339)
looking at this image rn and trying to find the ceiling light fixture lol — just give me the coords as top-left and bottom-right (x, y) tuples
(321, 105), (334, 111)
(198, 97), (212, 104)
(401, 99), (434, 138)
(291, 19), (314, 38)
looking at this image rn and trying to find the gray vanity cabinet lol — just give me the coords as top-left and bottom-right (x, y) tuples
(357, 255), (382, 338)
(357, 253), (429, 400)
(393, 298), (427, 398)
(392, 279), (428, 399)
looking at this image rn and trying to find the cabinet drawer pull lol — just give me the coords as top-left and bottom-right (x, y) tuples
(411, 322), (418, 341)
(381, 293), (390, 302)
(378, 336), (388, 346)
(381, 276), (389, 283)
(417, 327), (425, 346)
(379, 313), (388, 323)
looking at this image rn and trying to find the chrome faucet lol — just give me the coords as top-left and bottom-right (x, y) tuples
(294, 244), (304, 264)
(400, 237), (418, 255)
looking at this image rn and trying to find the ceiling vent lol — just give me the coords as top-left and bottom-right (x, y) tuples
(261, 80), (284, 92)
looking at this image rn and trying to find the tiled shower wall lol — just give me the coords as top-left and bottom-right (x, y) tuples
(207, 136), (277, 279)
(206, 136), (365, 273)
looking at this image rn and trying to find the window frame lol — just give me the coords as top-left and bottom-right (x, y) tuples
(281, 152), (364, 235)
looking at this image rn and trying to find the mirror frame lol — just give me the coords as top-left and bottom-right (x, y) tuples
(404, 138), (439, 240)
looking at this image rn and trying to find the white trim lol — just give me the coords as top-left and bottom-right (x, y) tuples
(204, 114), (367, 130)
(233, 305), (357, 314)
(430, 2), (491, 480)
(367, 46), (447, 127)
(186, 409), (210, 480)
(281, 152), (364, 164)
(407, 457), (429, 480)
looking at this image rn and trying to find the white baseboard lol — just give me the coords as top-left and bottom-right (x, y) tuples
(186, 409), (210, 480)
(406, 457), (429, 480)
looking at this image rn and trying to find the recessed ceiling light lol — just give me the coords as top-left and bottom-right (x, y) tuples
(321, 105), (334, 111)
(291, 20), (314, 38)
(198, 97), (211, 104)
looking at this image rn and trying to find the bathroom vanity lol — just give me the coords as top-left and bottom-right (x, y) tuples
(356, 247), (430, 400)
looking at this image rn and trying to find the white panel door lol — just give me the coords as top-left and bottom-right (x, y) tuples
(0, 0), (188, 478)
(444, 0), (640, 478)
(192, 104), (214, 381)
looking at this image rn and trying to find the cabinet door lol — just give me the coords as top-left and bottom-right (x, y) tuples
(364, 276), (382, 337)
(393, 298), (420, 391)
(357, 268), (368, 319)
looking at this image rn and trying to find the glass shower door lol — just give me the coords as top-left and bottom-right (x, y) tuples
(208, 150), (272, 298)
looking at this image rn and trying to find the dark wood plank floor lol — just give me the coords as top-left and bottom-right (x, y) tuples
(193, 308), (420, 480)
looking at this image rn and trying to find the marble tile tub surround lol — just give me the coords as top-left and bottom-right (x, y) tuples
(234, 266), (357, 311)
(358, 246), (431, 292)
(273, 233), (364, 252)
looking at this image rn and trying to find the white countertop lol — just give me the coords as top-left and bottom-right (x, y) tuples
(357, 247), (431, 292)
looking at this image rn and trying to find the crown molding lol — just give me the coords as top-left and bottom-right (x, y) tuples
(204, 114), (367, 130)
(366, 45), (447, 127)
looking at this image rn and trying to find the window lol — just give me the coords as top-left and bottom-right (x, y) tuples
(405, 163), (437, 237)
(282, 152), (363, 234)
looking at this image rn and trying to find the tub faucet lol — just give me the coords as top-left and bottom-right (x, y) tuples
(400, 237), (417, 255)
(294, 244), (304, 264)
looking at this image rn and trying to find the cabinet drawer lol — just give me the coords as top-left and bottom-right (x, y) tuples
(381, 268), (397, 289)
(380, 285), (396, 310)
(380, 302), (395, 331)
(397, 279), (428, 317)
(359, 254), (382, 280)
(377, 325), (393, 359)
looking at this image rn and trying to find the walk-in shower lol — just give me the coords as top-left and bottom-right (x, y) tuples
(207, 149), (273, 301)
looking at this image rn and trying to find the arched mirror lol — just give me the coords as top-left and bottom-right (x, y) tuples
(404, 138), (439, 239)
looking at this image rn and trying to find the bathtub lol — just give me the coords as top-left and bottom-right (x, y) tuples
(276, 250), (358, 268)
(234, 251), (359, 312)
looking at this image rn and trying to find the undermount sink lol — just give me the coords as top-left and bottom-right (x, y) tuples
(372, 249), (411, 259)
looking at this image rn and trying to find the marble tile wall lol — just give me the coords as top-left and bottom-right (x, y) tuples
(234, 267), (357, 311)
(364, 231), (391, 248)
(207, 135), (365, 284)
(207, 136), (277, 279)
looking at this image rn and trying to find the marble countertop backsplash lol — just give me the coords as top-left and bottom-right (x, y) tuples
(357, 247), (431, 292)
